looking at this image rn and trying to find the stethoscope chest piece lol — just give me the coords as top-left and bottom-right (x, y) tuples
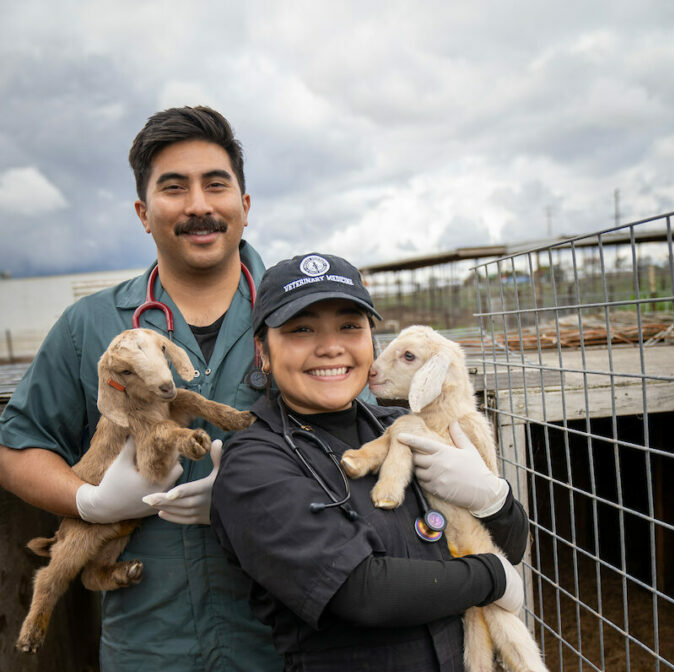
(245, 368), (269, 391)
(414, 509), (447, 543)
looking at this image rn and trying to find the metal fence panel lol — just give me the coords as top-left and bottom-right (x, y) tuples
(472, 213), (674, 671)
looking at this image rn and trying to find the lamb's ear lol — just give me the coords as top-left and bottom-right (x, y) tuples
(161, 336), (195, 381)
(97, 358), (130, 427)
(408, 352), (451, 412)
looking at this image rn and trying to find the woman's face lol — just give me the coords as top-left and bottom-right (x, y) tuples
(260, 298), (374, 415)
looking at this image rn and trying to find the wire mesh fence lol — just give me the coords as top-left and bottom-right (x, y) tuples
(472, 212), (674, 671)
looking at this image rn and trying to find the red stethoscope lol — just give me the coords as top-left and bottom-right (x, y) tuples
(132, 262), (268, 390)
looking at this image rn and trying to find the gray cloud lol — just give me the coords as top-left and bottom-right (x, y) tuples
(1, 0), (673, 277)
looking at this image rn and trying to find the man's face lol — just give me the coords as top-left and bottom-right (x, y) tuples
(135, 139), (250, 276)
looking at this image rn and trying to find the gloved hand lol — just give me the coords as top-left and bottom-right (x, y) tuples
(399, 421), (509, 517)
(76, 437), (183, 524)
(493, 554), (524, 613)
(142, 440), (222, 525)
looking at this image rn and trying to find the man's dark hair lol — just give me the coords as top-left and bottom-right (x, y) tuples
(129, 106), (246, 201)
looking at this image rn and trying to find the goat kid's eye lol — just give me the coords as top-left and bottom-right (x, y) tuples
(121, 370), (133, 376)
(403, 351), (416, 362)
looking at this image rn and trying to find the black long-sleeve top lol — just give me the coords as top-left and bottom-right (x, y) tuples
(211, 394), (529, 671)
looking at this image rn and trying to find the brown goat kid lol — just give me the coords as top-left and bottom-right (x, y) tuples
(16, 328), (254, 653)
(341, 326), (547, 672)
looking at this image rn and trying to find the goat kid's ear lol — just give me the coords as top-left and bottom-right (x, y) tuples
(97, 359), (130, 427)
(408, 352), (451, 412)
(160, 335), (195, 381)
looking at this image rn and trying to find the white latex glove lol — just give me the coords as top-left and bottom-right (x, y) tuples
(493, 554), (524, 613)
(399, 421), (509, 517)
(142, 440), (222, 525)
(76, 437), (183, 524)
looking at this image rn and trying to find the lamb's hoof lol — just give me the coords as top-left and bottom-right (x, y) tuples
(184, 429), (210, 459)
(371, 482), (404, 509)
(16, 626), (44, 654)
(341, 453), (368, 478)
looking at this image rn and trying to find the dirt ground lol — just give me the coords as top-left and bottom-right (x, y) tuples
(532, 551), (673, 671)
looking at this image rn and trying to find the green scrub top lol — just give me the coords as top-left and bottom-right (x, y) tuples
(0, 241), (282, 672)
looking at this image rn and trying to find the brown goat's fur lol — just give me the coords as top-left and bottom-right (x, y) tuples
(341, 326), (547, 672)
(16, 328), (254, 653)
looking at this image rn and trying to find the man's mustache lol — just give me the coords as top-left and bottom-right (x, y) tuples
(174, 215), (228, 236)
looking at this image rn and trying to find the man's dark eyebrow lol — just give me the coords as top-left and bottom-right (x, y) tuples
(155, 169), (233, 185)
(156, 172), (187, 185)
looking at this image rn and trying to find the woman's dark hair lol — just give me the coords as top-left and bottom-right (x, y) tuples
(128, 106), (245, 201)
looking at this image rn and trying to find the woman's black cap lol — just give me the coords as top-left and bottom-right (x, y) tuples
(252, 253), (382, 334)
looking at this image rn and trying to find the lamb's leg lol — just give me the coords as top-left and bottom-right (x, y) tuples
(482, 604), (548, 672)
(81, 533), (143, 591)
(172, 389), (255, 430)
(341, 432), (391, 478)
(16, 519), (136, 653)
(463, 606), (495, 672)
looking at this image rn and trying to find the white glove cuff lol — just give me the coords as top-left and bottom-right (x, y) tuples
(493, 554), (524, 613)
(76, 482), (100, 523)
(470, 478), (509, 518)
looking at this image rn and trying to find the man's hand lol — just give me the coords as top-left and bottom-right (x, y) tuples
(76, 437), (183, 524)
(143, 440), (222, 525)
(399, 421), (509, 517)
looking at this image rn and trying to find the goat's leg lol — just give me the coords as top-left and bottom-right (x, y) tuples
(463, 606), (494, 672)
(16, 519), (136, 653)
(135, 424), (210, 481)
(172, 389), (255, 430)
(341, 432), (391, 478)
(81, 533), (143, 591)
(369, 436), (414, 509)
(482, 604), (548, 672)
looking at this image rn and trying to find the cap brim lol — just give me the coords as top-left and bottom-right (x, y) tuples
(265, 292), (383, 328)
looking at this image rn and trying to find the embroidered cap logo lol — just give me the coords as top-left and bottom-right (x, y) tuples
(299, 255), (330, 277)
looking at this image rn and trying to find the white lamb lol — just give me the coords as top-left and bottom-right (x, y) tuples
(341, 325), (547, 672)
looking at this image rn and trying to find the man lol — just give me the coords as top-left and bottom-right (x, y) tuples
(0, 107), (281, 671)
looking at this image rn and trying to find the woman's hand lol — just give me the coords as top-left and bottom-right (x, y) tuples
(76, 437), (183, 523)
(493, 554), (524, 613)
(143, 440), (222, 525)
(398, 421), (509, 517)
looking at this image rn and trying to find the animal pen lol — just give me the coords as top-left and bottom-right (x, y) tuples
(368, 212), (674, 671)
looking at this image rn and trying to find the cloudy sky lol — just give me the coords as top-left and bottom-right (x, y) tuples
(1, 1), (673, 277)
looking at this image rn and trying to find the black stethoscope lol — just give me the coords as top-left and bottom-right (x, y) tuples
(132, 262), (269, 390)
(278, 396), (448, 543)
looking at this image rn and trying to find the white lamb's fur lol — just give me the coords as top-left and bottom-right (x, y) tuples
(341, 325), (547, 672)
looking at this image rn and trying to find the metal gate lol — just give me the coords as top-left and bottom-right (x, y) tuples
(472, 213), (674, 671)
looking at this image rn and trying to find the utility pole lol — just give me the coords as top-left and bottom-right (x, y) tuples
(614, 188), (620, 228)
(546, 206), (552, 238)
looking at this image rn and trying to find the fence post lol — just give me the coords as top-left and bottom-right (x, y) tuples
(5, 329), (14, 363)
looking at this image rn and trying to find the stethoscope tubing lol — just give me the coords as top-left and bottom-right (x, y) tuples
(131, 261), (264, 375)
(278, 397), (443, 537)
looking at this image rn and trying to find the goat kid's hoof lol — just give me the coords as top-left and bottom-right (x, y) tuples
(114, 560), (144, 587)
(184, 429), (211, 459)
(371, 482), (404, 509)
(341, 453), (369, 478)
(16, 626), (45, 654)
(237, 411), (256, 428)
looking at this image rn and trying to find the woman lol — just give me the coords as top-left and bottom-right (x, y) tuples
(210, 253), (529, 671)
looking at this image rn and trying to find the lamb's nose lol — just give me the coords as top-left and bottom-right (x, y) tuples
(159, 383), (174, 394)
